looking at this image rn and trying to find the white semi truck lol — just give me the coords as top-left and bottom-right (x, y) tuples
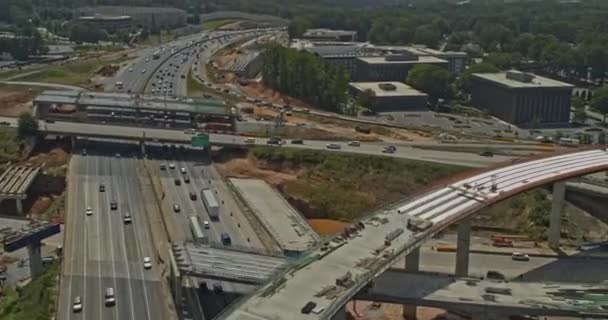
(201, 188), (220, 220)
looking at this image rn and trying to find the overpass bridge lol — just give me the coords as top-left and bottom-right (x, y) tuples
(217, 149), (608, 320)
(357, 270), (608, 319)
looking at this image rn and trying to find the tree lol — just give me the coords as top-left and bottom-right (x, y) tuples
(571, 96), (587, 124)
(406, 64), (453, 101)
(591, 87), (608, 124)
(358, 88), (375, 110)
(459, 62), (499, 92)
(17, 112), (38, 138)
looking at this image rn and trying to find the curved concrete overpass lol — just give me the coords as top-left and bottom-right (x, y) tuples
(219, 148), (608, 320)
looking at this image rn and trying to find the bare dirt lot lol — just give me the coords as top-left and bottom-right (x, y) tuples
(0, 85), (38, 117)
(346, 301), (453, 320)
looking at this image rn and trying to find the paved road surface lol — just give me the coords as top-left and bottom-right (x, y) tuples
(149, 147), (264, 249)
(58, 150), (167, 320)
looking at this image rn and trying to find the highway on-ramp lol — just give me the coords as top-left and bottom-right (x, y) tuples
(58, 150), (167, 320)
(219, 149), (608, 320)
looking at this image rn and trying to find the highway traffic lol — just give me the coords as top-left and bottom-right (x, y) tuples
(58, 147), (167, 320)
(147, 146), (265, 248)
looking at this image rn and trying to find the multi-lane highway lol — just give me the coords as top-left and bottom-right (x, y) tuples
(148, 147), (264, 248)
(113, 28), (282, 96)
(58, 147), (167, 320)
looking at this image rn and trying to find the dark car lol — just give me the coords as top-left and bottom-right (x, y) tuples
(221, 233), (231, 246)
(479, 151), (494, 157)
(301, 301), (317, 314)
(266, 138), (280, 145)
(174, 178), (181, 186)
(184, 176), (191, 184)
(189, 192), (197, 200)
(110, 201), (117, 210)
(291, 139), (304, 145)
(99, 184), (105, 192)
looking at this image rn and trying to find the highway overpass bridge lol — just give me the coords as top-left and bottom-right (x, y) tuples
(357, 270), (608, 319)
(216, 148), (608, 320)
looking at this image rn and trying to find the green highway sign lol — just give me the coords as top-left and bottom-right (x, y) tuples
(191, 133), (210, 147)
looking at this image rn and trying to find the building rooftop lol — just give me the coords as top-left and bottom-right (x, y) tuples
(78, 14), (131, 21)
(229, 51), (261, 72)
(35, 90), (228, 116)
(349, 82), (427, 97)
(357, 55), (447, 65)
(303, 28), (357, 38)
(472, 70), (574, 89)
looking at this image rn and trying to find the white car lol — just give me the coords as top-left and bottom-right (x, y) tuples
(326, 143), (341, 150)
(72, 296), (83, 313)
(85, 206), (93, 216)
(128, 67), (133, 72)
(141, 69), (146, 74)
(203, 221), (210, 229)
(348, 141), (360, 147)
(511, 252), (530, 261)
(245, 138), (256, 144)
(143, 257), (152, 269)
(169, 163), (175, 169)
(180, 167), (187, 174)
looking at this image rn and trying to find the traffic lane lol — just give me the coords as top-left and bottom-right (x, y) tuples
(157, 159), (196, 241)
(169, 160), (223, 242)
(177, 158), (246, 246)
(196, 159), (264, 248)
(405, 249), (608, 282)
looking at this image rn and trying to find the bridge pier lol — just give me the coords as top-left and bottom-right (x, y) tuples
(27, 241), (43, 277)
(16, 199), (23, 215)
(455, 217), (471, 277)
(402, 248), (420, 320)
(139, 139), (146, 157)
(331, 305), (347, 320)
(70, 136), (77, 149)
(549, 181), (565, 249)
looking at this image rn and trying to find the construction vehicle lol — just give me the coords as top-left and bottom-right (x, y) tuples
(407, 217), (433, 232)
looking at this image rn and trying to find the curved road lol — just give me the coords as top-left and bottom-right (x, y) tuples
(220, 149), (608, 320)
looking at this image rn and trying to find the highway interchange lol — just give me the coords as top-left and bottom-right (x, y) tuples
(17, 19), (608, 320)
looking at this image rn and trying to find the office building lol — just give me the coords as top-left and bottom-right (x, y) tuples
(373, 45), (467, 74)
(470, 70), (573, 126)
(302, 28), (357, 42)
(355, 54), (448, 82)
(77, 14), (132, 32)
(349, 81), (428, 111)
(79, 6), (187, 30)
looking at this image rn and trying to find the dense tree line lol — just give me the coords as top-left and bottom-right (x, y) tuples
(0, 22), (47, 60)
(261, 44), (349, 113)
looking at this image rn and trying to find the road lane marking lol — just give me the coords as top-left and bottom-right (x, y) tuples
(103, 155), (120, 320)
(122, 158), (152, 320)
(113, 156), (137, 320)
(94, 155), (103, 320)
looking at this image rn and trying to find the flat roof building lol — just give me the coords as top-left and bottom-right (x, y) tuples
(470, 70), (573, 126)
(228, 51), (263, 78)
(78, 6), (187, 30)
(77, 14), (132, 32)
(355, 54), (448, 82)
(349, 81), (428, 112)
(302, 28), (357, 42)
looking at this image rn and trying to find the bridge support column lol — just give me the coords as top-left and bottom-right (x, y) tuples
(549, 181), (565, 249)
(331, 305), (347, 320)
(27, 241), (43, 277)
(139, 140), (146, 157)
(70, 136), (77, 149)
(16, 199), (23, 215)
(455, 217), (471, 277)
(402, 248), (420, 320)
